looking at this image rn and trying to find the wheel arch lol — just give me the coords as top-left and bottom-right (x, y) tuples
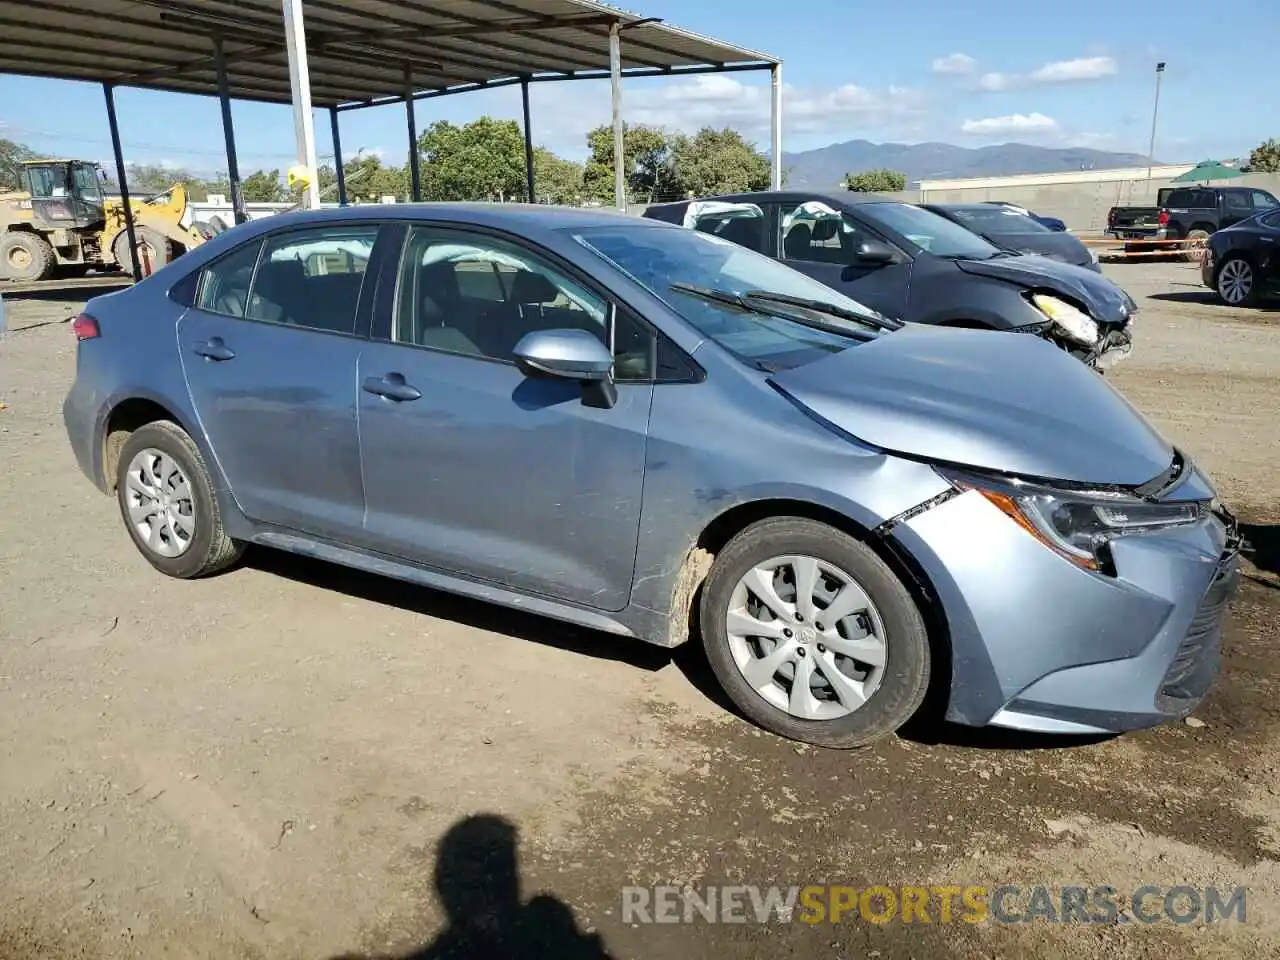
(667, 497), (954, 717)
(101, 395), (195, 492)
(1187, 221), (1216, 236)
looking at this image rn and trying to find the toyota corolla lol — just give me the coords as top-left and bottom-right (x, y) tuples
(63, 205), (1239, 748)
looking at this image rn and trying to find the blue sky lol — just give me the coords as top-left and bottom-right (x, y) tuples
(0, 0), (1275, 176)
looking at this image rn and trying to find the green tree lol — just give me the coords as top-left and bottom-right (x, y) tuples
(583, 123), (675, 203)
(1248, 138), (1280, 173)
(532, 148), (584, 204)
(0, 137), (37, 191)
(669, 127), (770, 198)
(417, 117), (527, 202)
(240, 169), (287, 203)
(342, 153), (410, 202)
(843, 168), (907, 192)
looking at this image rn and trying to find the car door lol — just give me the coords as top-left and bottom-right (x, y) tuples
(772, 201), (911, 319)
(1260, 210), (1280, 287)
(355, 223), (655, 612)
(177, 222), (384, 542)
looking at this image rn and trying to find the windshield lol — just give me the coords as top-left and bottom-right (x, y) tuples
(864, 202), (1000, 258)
(942, 205), (1051, 235)
(72, 164), (103, 201)
(574, 224), (884, 371)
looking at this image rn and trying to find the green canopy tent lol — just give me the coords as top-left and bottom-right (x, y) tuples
(1170, 160), (1245, 183)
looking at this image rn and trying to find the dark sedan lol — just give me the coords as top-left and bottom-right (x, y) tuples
(644, 191), (1135, 368)
(1201, 208), (1280, 306)
(924, 203), (1100, 272)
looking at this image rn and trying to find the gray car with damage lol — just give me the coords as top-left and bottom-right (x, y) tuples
(63, 205), (1239, 748)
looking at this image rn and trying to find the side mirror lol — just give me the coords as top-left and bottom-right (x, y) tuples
(853, 239), (896, 265)
(512, 328), (617, 409)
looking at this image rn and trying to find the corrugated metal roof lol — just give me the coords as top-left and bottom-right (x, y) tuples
(0, 0), (778, 109)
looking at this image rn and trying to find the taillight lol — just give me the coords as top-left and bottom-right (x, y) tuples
(1157, 210), (1170, 226)
(71, 313), (100, 340)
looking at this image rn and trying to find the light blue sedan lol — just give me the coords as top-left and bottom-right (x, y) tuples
(62, 205), (1239, 747)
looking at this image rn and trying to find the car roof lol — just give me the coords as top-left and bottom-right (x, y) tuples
(232, 202), (666, 237)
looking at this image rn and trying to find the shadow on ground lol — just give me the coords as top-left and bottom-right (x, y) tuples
(248, 548), (1114, 755)
(329, 814), (615, 960)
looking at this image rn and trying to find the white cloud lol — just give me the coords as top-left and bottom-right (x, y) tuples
(960, 112), (1059, 135)
(973, 56), (1118, 93)
(932, 53), (977, 75)
(1030, 56), (1117, 83)
(977, 72), (1016, 92)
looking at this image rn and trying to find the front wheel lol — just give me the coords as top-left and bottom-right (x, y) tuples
(112, 226), (173, 276)
(698, 517), (931, 748)
(115, 421), (244, 578)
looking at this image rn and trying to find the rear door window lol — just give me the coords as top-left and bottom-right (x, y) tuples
(1223, 192), (1252, 215)
(245, 225), (380, 334)
(195, 239), (264, 317)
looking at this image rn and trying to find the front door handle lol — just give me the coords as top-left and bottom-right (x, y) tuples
(363, 373), (422, 402)
(192, 337), (235, 362)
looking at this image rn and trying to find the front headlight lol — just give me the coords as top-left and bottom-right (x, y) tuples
(938, 468), (1204, 572)
(1031, 293), (1099, 346)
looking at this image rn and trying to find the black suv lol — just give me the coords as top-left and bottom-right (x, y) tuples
(644, 191), (1137, 369)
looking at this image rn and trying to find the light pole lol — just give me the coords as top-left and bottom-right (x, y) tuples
(1146, 61), (1166, 181)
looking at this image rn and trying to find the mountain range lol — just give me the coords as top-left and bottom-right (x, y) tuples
(781, 140), (1160, 188)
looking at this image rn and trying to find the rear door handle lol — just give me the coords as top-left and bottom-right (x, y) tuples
(192, 337), (235, 362)
(362, 373), (421, 402)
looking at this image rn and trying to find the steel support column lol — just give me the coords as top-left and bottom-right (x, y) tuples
(281, 0), (319, 208)
(101, 83), (141, 282)
(212, 35), (247, 225)
(405, 65), (421, 202)
(329, 106), (347, 205)
(521, 79), (536, 203)
(609, 22), (625, 212)
(770, 63), (783, 190)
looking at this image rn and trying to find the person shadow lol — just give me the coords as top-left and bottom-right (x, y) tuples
(330, 814), (616, 960)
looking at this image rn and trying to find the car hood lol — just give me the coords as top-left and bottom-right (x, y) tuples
(984, 231), (1093, 268)
(953, 254), (1134, 326)
(769, 324), (1174, 486)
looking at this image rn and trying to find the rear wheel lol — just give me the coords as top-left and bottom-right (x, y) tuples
(115, 421), (243, 578)
(1216, 255), (1257, 306)
(112, 226), (173, 276)
(698, 517), (930, 748)
(0, 231), (56, 281)
(1182, 227), (1211, 263)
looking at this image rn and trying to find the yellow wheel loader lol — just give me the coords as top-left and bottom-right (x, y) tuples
(0, 159), (214, 282)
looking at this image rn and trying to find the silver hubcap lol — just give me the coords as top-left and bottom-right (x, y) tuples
(1219, 259), (1252, 304)
(725, 555), (887, 720)
(124, 448), (196, 558)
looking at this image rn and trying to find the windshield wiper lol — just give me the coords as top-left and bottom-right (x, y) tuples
(668, 282), (887, 340)
(742, 290), (903, 331)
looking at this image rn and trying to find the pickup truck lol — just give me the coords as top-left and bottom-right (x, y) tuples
(1106, 186), (1279, 250)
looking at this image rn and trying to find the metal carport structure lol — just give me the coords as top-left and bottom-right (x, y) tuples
(0, 0), (782, 280)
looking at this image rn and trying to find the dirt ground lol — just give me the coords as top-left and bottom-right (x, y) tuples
(2, 260), (1279, 960)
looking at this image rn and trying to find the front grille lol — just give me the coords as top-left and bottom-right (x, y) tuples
(1157, 561), (1239, 709)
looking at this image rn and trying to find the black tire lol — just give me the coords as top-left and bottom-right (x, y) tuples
(115, 421), (244, 579)
(1215, 254), (1258, 307)
(1182, 227), (1211, 263)
(112, 226), (173, 276)
(698, 517), (930, 748)
(0, 231), (56, 281)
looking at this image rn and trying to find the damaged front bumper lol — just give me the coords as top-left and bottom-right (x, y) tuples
(884, 458), (1240, 735)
